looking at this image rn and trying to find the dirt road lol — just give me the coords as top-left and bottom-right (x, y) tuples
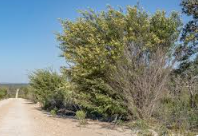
(0, 98), (133, 136)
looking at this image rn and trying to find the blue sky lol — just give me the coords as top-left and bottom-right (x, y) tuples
(0, 0), (187, 83)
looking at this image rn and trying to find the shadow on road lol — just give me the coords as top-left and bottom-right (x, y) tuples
(23, 99), (130, 134)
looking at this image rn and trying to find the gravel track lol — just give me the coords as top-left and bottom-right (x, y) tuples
(0, 98), (133, 136)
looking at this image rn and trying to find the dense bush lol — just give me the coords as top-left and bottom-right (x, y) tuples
(57, 6), (181, 120)
(153, 73), (198, 132)
(0, 87), (7, 99)
(29, 69), (65, 110)
(156, 96), (198, 131)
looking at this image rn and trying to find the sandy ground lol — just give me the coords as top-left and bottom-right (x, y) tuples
(0, 98), (134, 136)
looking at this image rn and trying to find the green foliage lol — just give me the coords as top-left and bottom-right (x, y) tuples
(58, 6), (181, 120)
(0, 87), (7, 99)
(127, 120), (149, 130)
(171, 2), (198, 131)
(29, 69), (65, 110)
(58, 82), (77, 110)
(156, 95), (198, 131)
(137, 129), (153, 136)
(176, 0), (198, 70)
(181, 0), (198, 44)
(157, 125), (171, 136)
(76, 110), (86, 124)
(19, 86), (30, 99)
(50, 108), (58, 116)
(0, 84), (28, 98)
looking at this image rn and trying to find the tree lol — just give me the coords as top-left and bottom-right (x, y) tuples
(29, 69), (65, 110)
(58, 6), (181, 120)
(181, 0), (198, 44)
(176, 0), (198, 68)
(174, 0), (198, 109)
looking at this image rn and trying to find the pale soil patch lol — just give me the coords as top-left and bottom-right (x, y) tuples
(0, 98), (135, 136)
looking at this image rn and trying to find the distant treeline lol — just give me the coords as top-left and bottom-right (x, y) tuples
(0, 83), (29, 98)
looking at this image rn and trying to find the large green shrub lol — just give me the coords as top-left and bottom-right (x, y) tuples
(29, 69), (65, 110)
(57, 6), (181, 120)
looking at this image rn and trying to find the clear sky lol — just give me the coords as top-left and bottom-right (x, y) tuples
(0, 0), (186, 83)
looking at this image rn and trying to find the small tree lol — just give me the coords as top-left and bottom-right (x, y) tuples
(29, 69), (65, 110)
(176, 0), (198, 71)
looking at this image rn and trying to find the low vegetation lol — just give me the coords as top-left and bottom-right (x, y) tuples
(0, 87), (7, 99)
(76, 110), (87, 124)
(0, 83), (29, 98)
(23, 0), (198, 135)
(28, 69), (65, 110)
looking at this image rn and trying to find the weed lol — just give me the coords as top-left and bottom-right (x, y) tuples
(157, 125), (171, 136)
(50, 108), (57, 116)
(127, 120), (149, 130)
(76, 110), (87, 124)
(137, 129), (153, 136)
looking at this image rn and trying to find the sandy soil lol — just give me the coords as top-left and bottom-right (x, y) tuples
(0, 98), (134, 136)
